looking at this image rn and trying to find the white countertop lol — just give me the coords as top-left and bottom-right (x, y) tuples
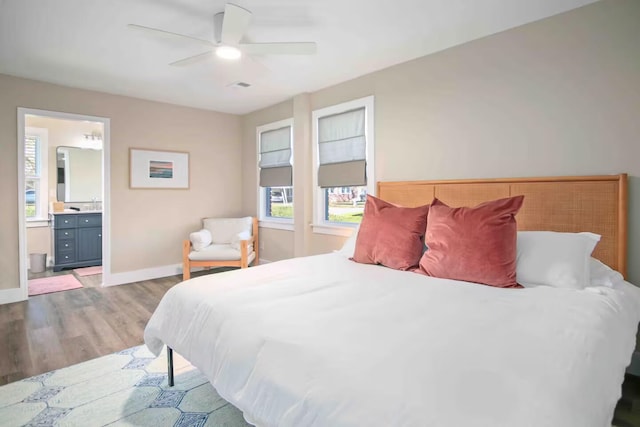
(53, 210), (102, 215)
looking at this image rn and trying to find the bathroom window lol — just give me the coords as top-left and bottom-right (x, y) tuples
(25, 128), (48, 222)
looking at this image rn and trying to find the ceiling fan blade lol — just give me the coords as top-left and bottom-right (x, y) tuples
(169, 51), (213, 67)
(128, 24), (214, 47)
(240, 42), (317, 55)
(221, 3), (252, 45)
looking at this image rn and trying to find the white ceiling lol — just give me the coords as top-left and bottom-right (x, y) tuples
(0, 0), (596, 115)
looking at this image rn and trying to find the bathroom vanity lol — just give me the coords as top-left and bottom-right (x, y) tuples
(52, 211), (102, 271)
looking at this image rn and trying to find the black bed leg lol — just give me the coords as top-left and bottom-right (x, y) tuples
(167, 346), (174, 387)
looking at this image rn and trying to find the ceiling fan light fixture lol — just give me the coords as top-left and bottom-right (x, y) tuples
(216, 45), (242, 60)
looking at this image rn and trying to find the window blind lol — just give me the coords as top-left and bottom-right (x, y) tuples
(259, 126), (292, 187)
(317, 107), (366, 188)
(25, 136), (38, 177)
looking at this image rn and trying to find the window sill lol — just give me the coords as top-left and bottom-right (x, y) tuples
(311, 223), (357, 237)
(26, 218), (49, 228)
(259, 220), (294, 231)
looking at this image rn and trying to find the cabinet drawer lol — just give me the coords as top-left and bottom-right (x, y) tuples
(55, 215), (77, 229)
(77, 214), (102, 227)
(56, 229), (76, 240)
(56, 251), (76, 264)
(57, 239), (74, 252)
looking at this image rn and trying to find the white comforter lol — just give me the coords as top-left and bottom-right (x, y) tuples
(144, 253), (640, 427)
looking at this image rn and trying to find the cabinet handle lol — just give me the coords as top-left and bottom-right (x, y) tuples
(64, 220), (69, 224)
(85, 219), (89, 223)
(64, 232), (69, 236)
(65, 244), (69, 247)
(98, 234), (102, 237)
(64, 255), (69, 259)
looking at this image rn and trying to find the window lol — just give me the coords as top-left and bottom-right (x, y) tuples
(257, 119), (293, 229)
(312, 97), (374, 235)
(24, 127), (48, 222)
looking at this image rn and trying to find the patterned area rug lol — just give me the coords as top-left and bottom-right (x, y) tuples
(28, 275), (83, 296)
(0, 345), (625, 426)
(0, 346), (252, 427)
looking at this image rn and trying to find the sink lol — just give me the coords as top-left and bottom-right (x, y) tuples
(60, 209), (102, 214)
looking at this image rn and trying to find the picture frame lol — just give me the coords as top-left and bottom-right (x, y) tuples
(129, 148), (189, 189)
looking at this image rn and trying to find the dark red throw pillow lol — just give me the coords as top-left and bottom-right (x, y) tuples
(352, 195), (430, 270)
(417, 196), (524, 288)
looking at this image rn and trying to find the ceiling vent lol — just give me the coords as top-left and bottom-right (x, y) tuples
(228, 81), (251, 88)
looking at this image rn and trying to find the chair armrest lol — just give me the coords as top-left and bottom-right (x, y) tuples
(183, 239), (192, 256)
(239, 237), (255, 251)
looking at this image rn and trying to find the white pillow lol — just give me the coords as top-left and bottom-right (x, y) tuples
(190, 229), (212, 251)
(589, 257), (624, 288)
(335, 224), (361, 258)
(230, 230), (252, 251)
(516, 231), (601, 289)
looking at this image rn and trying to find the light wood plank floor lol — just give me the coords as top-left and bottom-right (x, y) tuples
(2, 269), (639, 426)
(0, 271), (182, 385)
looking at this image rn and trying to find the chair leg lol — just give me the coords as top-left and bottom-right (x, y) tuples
(240, 240), (248, 268)
(182, 239), (191, 280)
(252, 217), (259, 266)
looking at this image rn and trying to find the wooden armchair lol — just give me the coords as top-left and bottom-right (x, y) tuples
(182, 217), (259, 281)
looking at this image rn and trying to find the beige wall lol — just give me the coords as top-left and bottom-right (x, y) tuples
(26, 227), (50, 267)
(1, 74), (242, 290)
(241, 0), (640, 282)
(259, 228), (295, 262)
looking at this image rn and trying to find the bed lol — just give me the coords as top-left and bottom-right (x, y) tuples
(145, 174), (640, 427)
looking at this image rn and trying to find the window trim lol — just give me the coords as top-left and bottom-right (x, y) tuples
(25, 127), (49, 225)
(256, 118), (294, 230)
(311, 96), (375, 236)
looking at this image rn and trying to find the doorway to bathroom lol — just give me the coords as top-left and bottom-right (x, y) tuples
(17, 108), (111, 299)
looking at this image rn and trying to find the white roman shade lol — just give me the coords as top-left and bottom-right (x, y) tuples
(317, 107), (366, 188)
(259, 126), (292, 187)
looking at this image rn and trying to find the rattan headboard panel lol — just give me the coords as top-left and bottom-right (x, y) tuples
(377, 175), (628, 276)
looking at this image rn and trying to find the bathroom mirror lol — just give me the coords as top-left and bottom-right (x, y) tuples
(56, 146), (102, 203)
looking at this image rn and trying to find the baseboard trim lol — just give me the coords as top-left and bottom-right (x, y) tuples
(5, 259), (271, 300)
(103, 259), (269, 288)
(0, 287), (27, 305)
(103, 263), (183, 287)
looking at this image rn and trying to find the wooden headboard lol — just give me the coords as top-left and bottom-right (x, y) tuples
(378, 174), (628, 276)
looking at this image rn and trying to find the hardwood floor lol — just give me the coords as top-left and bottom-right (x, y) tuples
(0, 271), (183, 385)
(2, 268), (640, 426)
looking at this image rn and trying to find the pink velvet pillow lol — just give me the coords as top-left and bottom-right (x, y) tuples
(418, 196), (524, 288)
(352, 195), (430, 270)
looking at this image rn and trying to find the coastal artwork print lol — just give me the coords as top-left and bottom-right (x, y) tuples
(130, 148), (189, 189)
(149, 160), (173, 179)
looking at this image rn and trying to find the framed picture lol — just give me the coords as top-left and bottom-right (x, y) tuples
(129, 148), (189, 189)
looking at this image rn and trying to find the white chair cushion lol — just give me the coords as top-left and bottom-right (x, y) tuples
(188, 244), (255, 263)
(203, 217), (253, 244)
(189, 229), (212, 251)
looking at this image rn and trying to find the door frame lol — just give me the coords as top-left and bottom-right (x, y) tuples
(17, 107), (111, 300)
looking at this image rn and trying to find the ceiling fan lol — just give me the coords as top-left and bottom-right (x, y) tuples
(128, 3), (317, 67)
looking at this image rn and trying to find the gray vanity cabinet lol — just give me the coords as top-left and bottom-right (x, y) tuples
(52, 213), (102, 271)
